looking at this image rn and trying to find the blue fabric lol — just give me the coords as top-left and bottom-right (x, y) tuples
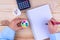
(0, 26), (60, 40)
(50, 33), (60, 40)
(54, 33), (60, 40)
(0, 26), (15, 40)
(50, 34), (56, 40)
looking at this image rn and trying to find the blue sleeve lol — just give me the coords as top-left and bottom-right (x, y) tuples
(0, 26), (15, 40)
(50, 33), (60, 40)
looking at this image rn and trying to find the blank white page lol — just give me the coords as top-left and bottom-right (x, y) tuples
(26, 5), (52, 40)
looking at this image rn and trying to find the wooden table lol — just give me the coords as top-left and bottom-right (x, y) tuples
(0, 0), (60, 40)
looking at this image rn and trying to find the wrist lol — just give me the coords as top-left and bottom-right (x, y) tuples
(9, 24), (16, 31)
(50, 30), (56, 34)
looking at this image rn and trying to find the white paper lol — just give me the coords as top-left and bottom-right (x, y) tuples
(26, 5), (52, 40)
(13, 8), (21, 17)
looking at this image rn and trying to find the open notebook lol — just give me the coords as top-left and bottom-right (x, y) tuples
(26, 5), (52, 40)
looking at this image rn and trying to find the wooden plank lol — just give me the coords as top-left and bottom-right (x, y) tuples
(0, 0), (60, 40)
(49, 0), (60, 12)
(53, 12), (60, 21)
(15, 38), (34, 40)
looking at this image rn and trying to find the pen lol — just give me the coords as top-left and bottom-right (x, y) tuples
(51, 20), (60, 25)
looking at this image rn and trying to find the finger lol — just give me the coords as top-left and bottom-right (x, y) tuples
(48, 20), (53, 26)
(50, 18), (56, 22)
(48, 20), (57, 33)
(12, 18), (26, 21)
(48, 20), (54, 29)
(48, 20), (54, 33)
(12, 18), (22, 22)
(12, 18), (27, 27)
(17, 27), (23, 30)
(11, 18), (22, 25)
(13, 18), (27, 25)
(12, 18), (26, 23)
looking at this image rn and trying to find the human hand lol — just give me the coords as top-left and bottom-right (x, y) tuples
(1, 18), (27, 31)
(9, 18), (27, 31)
(48, 18), (57, 34)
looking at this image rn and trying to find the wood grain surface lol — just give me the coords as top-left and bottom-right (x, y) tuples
(0, 0), (60, 40)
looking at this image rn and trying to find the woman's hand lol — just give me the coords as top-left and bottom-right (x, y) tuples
(1, 18), (26, 31)
(9, 18), (27, 31)
(48, 18), (57, 34)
